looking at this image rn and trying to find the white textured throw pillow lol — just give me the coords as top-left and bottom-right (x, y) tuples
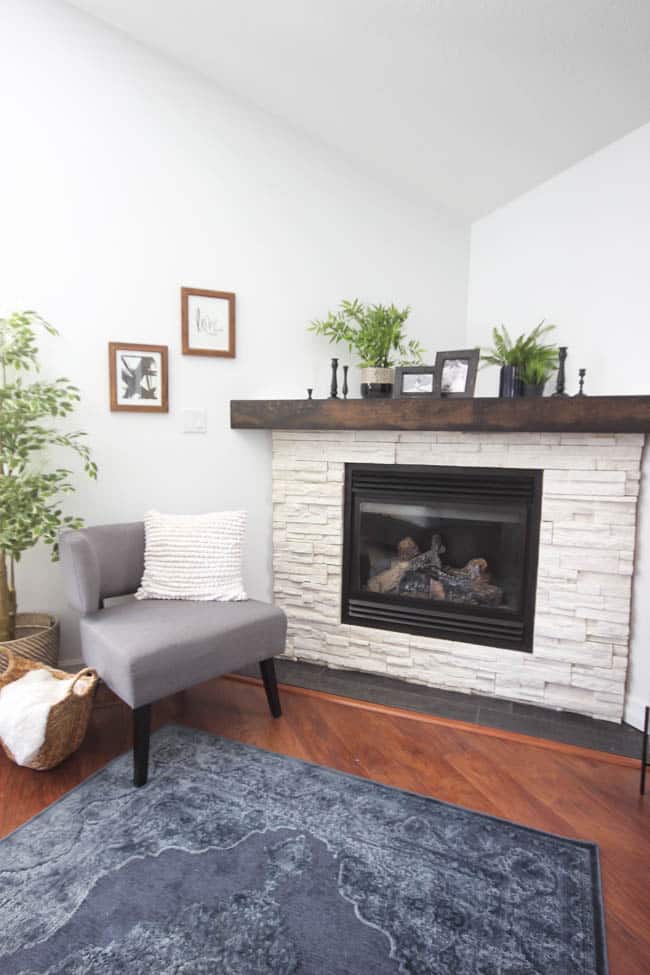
(136, 510), (248, 601)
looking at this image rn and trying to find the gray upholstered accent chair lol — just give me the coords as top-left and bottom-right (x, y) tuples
(59, 522), (287, 786)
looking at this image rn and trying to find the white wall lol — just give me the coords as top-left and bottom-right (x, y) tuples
(0, 0), (469, 664)
(467, 122), (650, 728)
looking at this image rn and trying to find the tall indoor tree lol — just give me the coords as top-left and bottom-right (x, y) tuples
(0, 311), (97, 643)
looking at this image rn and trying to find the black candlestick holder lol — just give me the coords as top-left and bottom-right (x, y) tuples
(342, 365), (349, 400)
(575, 368), (587, 396)
(307, 388), (313, 400)
(553, 346), (568, 396)
(330, 358), (339, 399)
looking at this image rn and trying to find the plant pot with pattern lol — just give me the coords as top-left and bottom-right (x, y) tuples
(359, 366), (395, 399)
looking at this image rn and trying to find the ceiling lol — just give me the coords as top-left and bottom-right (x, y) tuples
(67, 0), (650, 219)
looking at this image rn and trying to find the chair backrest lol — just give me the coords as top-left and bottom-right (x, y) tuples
(59, 522), (145, 615)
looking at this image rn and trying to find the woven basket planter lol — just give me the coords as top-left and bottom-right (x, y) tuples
(0, 649), (98, 771)
(0, 613), (60, 670)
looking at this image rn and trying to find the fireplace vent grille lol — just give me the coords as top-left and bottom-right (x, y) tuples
(350, 466), (537, 503)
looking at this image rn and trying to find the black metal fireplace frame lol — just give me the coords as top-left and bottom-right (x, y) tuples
(341, 463), (543, 652)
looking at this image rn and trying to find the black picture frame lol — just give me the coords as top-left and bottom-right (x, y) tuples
(434, 349), (479, 398)
(393, 366), (437, 398)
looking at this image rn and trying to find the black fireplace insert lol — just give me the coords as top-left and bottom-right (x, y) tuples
(341, 463), (543, 652)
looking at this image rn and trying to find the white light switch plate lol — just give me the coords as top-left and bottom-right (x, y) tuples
(182, 408), (207, 433)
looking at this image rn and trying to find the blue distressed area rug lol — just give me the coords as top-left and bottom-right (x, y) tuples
(1, 724), (607, 974)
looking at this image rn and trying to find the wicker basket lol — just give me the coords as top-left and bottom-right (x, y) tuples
(0, 649), (98, 770)
(0, 613), (60, 670)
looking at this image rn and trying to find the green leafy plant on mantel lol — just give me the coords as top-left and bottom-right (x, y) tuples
(0, 311), (97, 642)
(481, 321), (559, 385)
(308, 299), (425, 367)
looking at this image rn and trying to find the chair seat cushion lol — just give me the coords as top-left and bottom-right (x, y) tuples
(80, 598), (287, 708)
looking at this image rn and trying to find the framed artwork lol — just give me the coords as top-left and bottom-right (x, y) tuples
(434, 349), (479, 398)
(109, 342), (168, 412)
(181, 286), (236, 357)
(393, 366), (437, 398)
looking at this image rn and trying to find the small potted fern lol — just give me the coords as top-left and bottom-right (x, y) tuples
(481, 322), (559, 398)
(309, 299), (424, 398)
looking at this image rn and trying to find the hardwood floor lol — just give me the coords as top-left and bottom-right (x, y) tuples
(1, 675), (648, 973)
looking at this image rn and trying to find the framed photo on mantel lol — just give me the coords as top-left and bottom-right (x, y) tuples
(393, 366), (437, 398)
(434, 349), (479, 398)
(181, 286), (236, 358)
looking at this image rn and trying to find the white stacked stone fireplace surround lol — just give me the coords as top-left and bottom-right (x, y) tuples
(272, 429), (646, 722)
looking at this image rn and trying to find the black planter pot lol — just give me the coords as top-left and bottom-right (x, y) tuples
(522, 381), (546, 398)
(498, 365), (522, 398)
(361, 382), (393, 399)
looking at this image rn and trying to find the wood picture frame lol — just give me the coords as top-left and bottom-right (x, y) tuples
(109, 342), (169, 412)
(434, 349), (479, 398)
(393, 365), (437, 398)
(181, 286), (236, 358)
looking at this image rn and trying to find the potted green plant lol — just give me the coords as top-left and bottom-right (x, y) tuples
(518, 355), (558, 397)
(309, 299), (424, 398)
(0, 311), (97, 665)
(481, 322), (559, 398)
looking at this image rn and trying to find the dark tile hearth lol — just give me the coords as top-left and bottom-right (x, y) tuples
(242, 659), (643, 759)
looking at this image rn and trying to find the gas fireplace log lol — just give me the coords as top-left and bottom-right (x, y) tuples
(398, 537), (420, 561)
(367, 559), (412, 594)
(399, 565), (503, 607)
(441, 558), (502, 606)
(437, 572), (503, 607)
(446, 558), (492, 584)
(367, 534), (443, 594)
(367, 534), (503, 607)
(406, 534), (446, 574)
(430, 579), (445, 599)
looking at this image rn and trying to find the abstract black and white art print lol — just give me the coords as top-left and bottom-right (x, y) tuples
(109, 342), (168, 412)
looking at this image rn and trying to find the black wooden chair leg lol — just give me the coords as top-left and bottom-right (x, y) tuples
(133, 704), (151, 787)
(259, 658), (282, 718)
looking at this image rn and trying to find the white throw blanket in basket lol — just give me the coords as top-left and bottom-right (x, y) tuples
(0, 669), (75, 766)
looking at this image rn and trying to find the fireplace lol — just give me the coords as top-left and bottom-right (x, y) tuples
(341, 464), (543, 652)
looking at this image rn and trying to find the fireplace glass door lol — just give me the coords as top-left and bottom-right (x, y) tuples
(342, 464), (542, 651)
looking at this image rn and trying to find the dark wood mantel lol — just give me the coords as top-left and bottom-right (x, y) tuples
(230, 395), (650, 434)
